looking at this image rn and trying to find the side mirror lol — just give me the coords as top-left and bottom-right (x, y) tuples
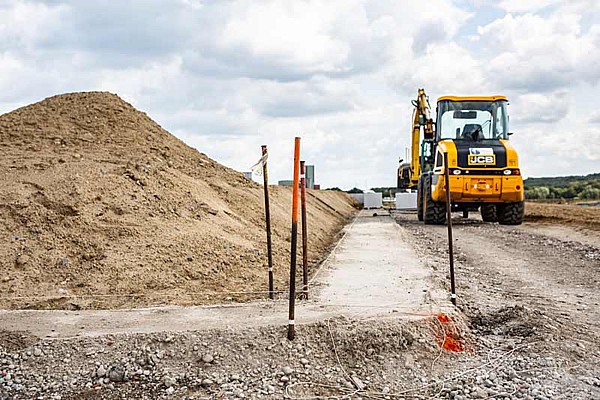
(508, 132), (514, 136)
(399, 158), (404, 164)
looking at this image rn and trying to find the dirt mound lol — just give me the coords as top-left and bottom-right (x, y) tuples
(0, 92), (356, 309)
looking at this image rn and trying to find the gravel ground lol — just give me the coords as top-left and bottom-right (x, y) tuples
(0, 318), (438, 399)
(1, 315), (597, 399)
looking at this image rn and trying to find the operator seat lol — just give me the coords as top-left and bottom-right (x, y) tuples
(462, 124), (482, 141)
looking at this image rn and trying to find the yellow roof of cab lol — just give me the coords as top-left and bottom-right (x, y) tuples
(437, 95), (508, 102)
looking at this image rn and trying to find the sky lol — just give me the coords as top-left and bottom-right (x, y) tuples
(0, 0), (598, 190)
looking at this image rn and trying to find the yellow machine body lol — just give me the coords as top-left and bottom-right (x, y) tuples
(430, 140), (524, 203)
(401, 90), (525, 225)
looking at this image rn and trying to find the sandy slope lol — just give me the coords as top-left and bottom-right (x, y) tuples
(0, 92), (356, 310)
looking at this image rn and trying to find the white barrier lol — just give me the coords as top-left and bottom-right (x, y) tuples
(395, 192), (417, 210)
(364, 192), (383, 209)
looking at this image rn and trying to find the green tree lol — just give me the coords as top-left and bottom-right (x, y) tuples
(526, 186), (550, 199)
(580, 185), (600, 199)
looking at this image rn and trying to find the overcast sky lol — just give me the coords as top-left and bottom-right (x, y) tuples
(1, 0), (599, 189)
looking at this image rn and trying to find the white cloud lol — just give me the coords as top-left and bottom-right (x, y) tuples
(478, 11), (600, 91)
(0, 1), (68, 50)
(388, 41), (485, 95)
(249, 76), (360, 118)
(496, 0), (557, 13)
(511, 91), (570, 124)
(181, 0), (397, 82)
(589, 110), (600, 124)
(219, 2), (351, 75)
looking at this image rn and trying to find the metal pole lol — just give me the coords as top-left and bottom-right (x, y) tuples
(261, 145), (274, 300)
(288, 137), (301, 340)
(443, 152), (457, 305)
(300, 161), (308, 300)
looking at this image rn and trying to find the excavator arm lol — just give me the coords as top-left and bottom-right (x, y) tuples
(409, 89), (434, 187)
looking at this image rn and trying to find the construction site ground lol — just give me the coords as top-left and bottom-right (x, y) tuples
(1, 207), (599, 399)
(1, 93), (599, 399)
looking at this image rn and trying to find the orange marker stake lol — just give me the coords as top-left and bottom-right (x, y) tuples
(288, 137), (301, 340)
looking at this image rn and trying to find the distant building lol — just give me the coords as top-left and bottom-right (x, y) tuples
(243, 172), (253, 180)
(305, 165), (315, 189)
(279, 165), (316, 188)
(314, 184), (320, 190)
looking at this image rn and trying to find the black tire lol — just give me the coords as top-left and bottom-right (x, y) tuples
(423, 174), (446, 225)
(497, 201), (524, 225)
(417, 175), (424, 221)
(480, 204), (498, 222)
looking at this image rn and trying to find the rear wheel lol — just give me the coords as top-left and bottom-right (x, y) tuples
(480, 204), (498, 222)
(497, 201), (524, 225)
(423, 174), (446, 225)
(417, 175), (424, 221)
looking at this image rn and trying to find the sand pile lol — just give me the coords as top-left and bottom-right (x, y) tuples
(0, 92), (356, 309)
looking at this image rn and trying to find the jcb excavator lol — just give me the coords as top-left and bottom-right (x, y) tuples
(397, 89), (524, 225)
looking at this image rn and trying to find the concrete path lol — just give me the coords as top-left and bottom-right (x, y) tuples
(317, 210), (439, 310)
(0, 210), (447, 339)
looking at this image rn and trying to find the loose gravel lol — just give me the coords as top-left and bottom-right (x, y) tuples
(2, 313), (598, 399)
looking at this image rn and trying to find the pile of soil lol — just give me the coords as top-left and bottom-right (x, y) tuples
(0, 92), (356, 310)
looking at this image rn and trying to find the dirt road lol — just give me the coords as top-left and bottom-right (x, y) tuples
(393, 210), (600, 396)
(393, 211), (600, 344)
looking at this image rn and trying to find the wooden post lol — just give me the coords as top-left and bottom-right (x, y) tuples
(288, 137), (301, 340)
(261, 145), (274, 299)
(443, 152), (457, 305)
(300, 161), (308, 299)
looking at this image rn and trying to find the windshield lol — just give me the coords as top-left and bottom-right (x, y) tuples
(437, 100), (508, 141)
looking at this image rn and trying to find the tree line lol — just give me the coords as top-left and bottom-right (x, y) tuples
(524, 173), (600, 200)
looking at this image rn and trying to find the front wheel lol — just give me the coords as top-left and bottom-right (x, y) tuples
(423, 174), (446, 225)
(497, 201), (524, 225)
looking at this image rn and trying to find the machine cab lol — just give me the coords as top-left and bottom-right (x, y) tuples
(436, 96), (509, 143)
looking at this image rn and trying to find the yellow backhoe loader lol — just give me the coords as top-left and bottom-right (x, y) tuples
(398, 89), (524, 225)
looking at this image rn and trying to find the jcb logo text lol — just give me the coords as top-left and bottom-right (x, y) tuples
(468, 155), (495, 165)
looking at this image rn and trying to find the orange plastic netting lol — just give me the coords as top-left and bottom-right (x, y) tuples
(433, 313), (464, 352)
